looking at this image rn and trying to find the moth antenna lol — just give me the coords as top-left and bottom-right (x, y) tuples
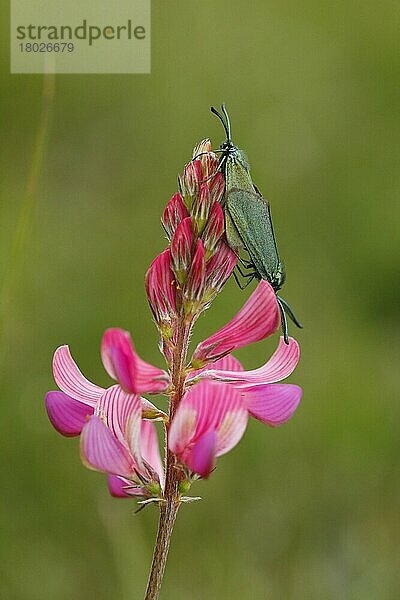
(211, 105), (230, 141)
(221, 104), (232, 142)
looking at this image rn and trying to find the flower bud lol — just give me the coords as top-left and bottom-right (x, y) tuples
(209, 171), (225, 204)
(192, 183), (213, 234)
(145, 248), (177, 337)
(162, 192), (189, 239)
(184, 239), (206, 309)
(178, 160), (203, 210)
(170, 217), (195, 285)
(202, 201), (224, 258)
(204, 241), (237, 303)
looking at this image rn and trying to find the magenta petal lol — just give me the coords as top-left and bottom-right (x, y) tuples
(80, 415), (133, 477)
(140, 420), (164, 486)
(53, 345), (103, 406)
(196, 337), (300, 387)
(192, 281), (280, 364)
(187, 430), (217, 478)
(101, 328), (169, 394)
(107, 475), (146, 498)
(169, 379), (248, 474)
(45, 391), (94, 437)
(245, 383), (302, 426)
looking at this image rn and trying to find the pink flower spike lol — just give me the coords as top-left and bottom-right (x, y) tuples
(101, 328), (169, 394)
(244, 383), (302, 427)
(192, 280), (280, 365)
(161, 192), (189, 239)
(184, 239), (206, 303)
(169, 379), (248, 478)
(192, 337), (300, 387)
(53, 345), (104, 406)
(45, 391), (94, 437)
(170, 217), (194, 284)
(145, 248), (177, 330)
(80, 415), (134, 478)
(202, 200), (224, 257)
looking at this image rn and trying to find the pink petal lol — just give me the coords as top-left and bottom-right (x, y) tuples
(194, 337), (300, 387)
(95, 385), (142, 449)
(169, 379), (248, 474)
(53, 345), (103, 406)
(187, 430), (217, 478)
(101, 328), (169, 394)
(45, 391), (94, 437)
(244, 383), (302, 427)
(107, 475), (147, 498)
(192, 281), (280, 364)
(80, 415), (134, 477)
(140, 420), (164, 487)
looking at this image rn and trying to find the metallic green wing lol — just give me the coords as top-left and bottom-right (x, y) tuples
(225, 188), (285, 290)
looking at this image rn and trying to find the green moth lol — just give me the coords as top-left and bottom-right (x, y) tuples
(210, 104), (302, 343)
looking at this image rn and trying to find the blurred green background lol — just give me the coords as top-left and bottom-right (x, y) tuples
(1, 1), (399, 598)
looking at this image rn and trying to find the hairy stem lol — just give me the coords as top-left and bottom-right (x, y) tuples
(144, 318), (192, 600)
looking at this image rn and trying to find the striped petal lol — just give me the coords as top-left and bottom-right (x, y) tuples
(169, 379), (248, 477)
(45, 391), (93, 437)
(80, 415), (134, 477)
(192, 281), (280, 364)
(101, 328), (169, 394)
(53, 345), (103, 406)
(95, 385), (142, 450)
(244, 383), (302, 426)
(194, 337), (300, 387)
(140, 420), (164, 487)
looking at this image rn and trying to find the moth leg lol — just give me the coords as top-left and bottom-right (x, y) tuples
(276, 296), (303, 329)
(236, 262), (256, 278)
(238, 255), (254, 269)
(276, 297), (289, 344)
(232, 269), (255, 290)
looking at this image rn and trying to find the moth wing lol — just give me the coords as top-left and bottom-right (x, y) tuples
(225, 189), (280, 278)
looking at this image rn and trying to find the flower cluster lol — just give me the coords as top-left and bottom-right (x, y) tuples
(45, 139), (302, 501)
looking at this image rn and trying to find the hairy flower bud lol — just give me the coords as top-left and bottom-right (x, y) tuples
(192, 183), (213, 234)
(184, 239), (206, 310)
(170, 217), (195, 285)
(145, 248), (177, 337)
(178, 160), (203, 209)
(162, 192), (189, 239)
(202, 201), (224, 258)
(209, 171), (225, 204)
(204, 241), (237, 303)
